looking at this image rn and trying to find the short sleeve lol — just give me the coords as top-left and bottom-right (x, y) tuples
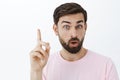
(105, 58), (119, 80)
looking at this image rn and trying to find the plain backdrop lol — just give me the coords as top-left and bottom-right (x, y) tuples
(0, 0), (120, 80)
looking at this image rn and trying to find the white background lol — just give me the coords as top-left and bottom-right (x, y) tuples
(0, 0), (120, 80)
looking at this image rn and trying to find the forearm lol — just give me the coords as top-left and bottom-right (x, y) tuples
(31, 70), (42, 80)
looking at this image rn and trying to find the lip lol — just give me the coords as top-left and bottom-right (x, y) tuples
(70, 40), (78, 43)
(69, 40), (79, 47)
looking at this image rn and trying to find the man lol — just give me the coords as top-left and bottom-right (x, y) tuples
(30, 2), (119, 80)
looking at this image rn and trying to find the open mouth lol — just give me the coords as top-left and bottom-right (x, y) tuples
(69, 40), (79, 47)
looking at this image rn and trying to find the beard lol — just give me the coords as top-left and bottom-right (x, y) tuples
(59, 36), (84, 54)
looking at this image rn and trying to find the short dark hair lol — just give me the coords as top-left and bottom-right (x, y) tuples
(53, 2), (87, 25)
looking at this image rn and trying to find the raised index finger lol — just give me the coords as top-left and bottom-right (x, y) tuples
(37, 29), (41, 41)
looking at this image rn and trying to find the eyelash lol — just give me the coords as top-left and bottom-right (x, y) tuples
(63, 25), (70, 30)
(76, 25), (82, 29)
(63, 25), (83, 30)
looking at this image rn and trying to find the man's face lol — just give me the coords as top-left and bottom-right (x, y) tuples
(53, 13), (87, 54)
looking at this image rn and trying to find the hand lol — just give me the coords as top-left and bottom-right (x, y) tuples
(30, 29), (50, 72)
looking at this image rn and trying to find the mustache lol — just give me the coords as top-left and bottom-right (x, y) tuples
(69, 38), (79, 42)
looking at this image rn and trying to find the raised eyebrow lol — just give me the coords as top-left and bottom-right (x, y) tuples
(77, 20), (84, 24)
(61, 20), (84, 24)
(61, 21), (71, 24)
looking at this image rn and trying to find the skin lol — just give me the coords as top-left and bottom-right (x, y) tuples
(30, 13), (87, 80)
(53, 13), (87, 61)
(30, 29), (50, 80)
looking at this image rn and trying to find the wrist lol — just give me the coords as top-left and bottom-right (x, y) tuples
(31, 70), (42, 80)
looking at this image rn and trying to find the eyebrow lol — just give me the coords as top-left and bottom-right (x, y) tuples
(61, 20), (84, 24)
(77, 20), (84, 23)
(61, 21), (71, 24)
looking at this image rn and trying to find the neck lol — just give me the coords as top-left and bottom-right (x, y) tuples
(60, 47), (87, 61)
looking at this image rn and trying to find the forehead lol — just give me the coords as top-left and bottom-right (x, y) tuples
(58, 13), (84, 23)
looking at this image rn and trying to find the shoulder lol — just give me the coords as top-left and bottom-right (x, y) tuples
(86, 50), (117, 71)
(86, 50), (112, 64)
(87, 50), (109, 59)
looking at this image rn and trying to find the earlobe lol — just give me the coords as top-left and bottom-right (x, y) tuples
(53, 24), (58, 35)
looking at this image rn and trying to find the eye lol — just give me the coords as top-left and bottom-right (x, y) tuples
(63, 25), (70, 30)
(75, 24), (83, 29)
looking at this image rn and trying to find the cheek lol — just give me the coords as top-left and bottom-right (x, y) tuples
(77, 30), (86, 39)
(58, 31), (71, 43)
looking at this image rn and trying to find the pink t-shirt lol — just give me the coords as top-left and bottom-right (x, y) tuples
(42, 50), (119, 80)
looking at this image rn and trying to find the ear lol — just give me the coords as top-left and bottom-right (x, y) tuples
(53, 24), (59, 36)
(85, 23), (87, 31)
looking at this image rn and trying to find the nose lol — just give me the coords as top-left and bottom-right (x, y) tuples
(70, 28), (77, 38)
